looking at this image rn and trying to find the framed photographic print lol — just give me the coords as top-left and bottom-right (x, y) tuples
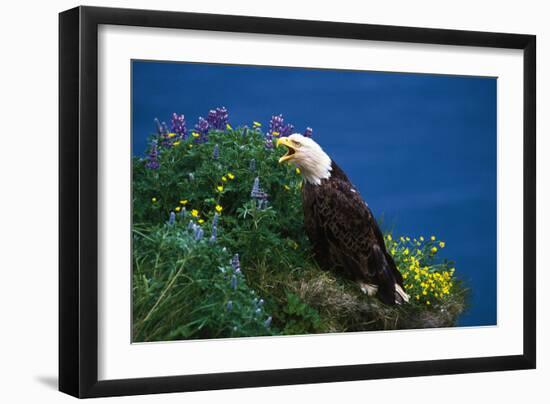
(59, 6), (536, 398)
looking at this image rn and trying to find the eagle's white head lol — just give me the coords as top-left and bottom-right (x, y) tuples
(277, 133), (332, 185)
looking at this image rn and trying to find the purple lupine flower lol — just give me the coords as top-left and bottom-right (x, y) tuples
(269, 114), (295, 138)
(250, 177), (260, 197)
(303, 127), (313, 138)
(231, 254), (240, 270)
(179, 207), (187, 218)
(281, 123), (294, 137)
(230, 275), (238, 290)
(269, 114), (285, 135)
(194, 226), (204, 241)
(231, 254), (241, 275)
(187, 220), (195, 230)
(264, 316), (272, 328)
(158, 122), (174, 147)
(188, 173), (194, 181)
(242, 126), (249, 137)
(212, 144), (219, 160)
(193, 117), (210, 143)
(206, 107), (229, 130)
(264, 133), (274, 149)
(153, 117), (174, 147)
(171, 113), (187, 139)
(266, 114), (294, 148)
(154, 118), (164, 135)
(255, 307), (262, 315)
(258, 298), (264, 307)
(249, 159), (256, 172)
(226, 300), (233, 312)
(145, 143), (160, 169)
(250, 177), (269, 201)
(212, 213), (220, 228)
(168, 211), (176, 226)
(209, 225), (217, 244)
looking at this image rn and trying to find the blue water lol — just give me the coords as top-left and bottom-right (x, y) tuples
(132, 61), (497, 327)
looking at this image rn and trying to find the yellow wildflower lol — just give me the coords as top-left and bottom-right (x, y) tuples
(217, 185), (224, 192)
(426, 301), (431, 305)
(419, 236), (424, 241)
(284, 185), (291, 191)
(227, 173), (235, 180)
(404, 248), (409, 255)
(215, 205), (223, 213)
(188, 144), (193, 148)
(192, 132), (200, 138)
(198, 219), (205, 224)
(173, 141), (180, 146)
(431, 235), (436, 241)
(431, 247), (438, 254)
(151, 197), (157, 203)
(272, 131), (280, 137)
(226, 123), (232, 130)
(296, 168), (301, 175)
(439, 241), (446, 248)
(167, 133), (176, 138)
(175, 206), (181, 212)
(253, 121), (262, 127)
(180, 199), (188, 205)
(222, 176), (228, 182)
(191, 209), (199, 217)
(387, 234), (392, 241)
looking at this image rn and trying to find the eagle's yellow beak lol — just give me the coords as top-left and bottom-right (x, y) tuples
(277, 137), (296, 164)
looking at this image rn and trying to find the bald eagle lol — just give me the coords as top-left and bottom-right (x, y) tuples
(277, 134), (409, 305)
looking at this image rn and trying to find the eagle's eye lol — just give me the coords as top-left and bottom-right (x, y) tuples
(291, 139), (301, 147)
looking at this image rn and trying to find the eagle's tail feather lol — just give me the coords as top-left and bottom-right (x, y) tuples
(394, 284), (410, 305)
(370, 244), (409, 305)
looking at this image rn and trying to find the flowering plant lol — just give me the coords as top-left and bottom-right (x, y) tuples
(132, 108), (467, 341)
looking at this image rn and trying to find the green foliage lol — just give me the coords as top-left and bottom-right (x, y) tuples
(132, 123), (468, 342)
(281, 292), (322, 334)
(132, 222), (273, 341)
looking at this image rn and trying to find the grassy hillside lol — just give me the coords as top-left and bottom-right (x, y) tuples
(132, 109), (468, 342)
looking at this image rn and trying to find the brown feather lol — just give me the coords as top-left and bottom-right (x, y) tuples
(302, 161), (405, 304)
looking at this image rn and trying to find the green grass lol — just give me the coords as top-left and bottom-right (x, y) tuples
(132, 123), (468, 342)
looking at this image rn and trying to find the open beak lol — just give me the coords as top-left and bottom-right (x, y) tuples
(277, 137), (296, 163)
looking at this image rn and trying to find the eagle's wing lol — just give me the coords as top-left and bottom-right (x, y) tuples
(307, 177), (404, 304)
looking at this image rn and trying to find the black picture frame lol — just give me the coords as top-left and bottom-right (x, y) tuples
(59, 5), (536, 398)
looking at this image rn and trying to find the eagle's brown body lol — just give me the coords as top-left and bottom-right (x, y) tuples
(302, 161), (405, 305)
